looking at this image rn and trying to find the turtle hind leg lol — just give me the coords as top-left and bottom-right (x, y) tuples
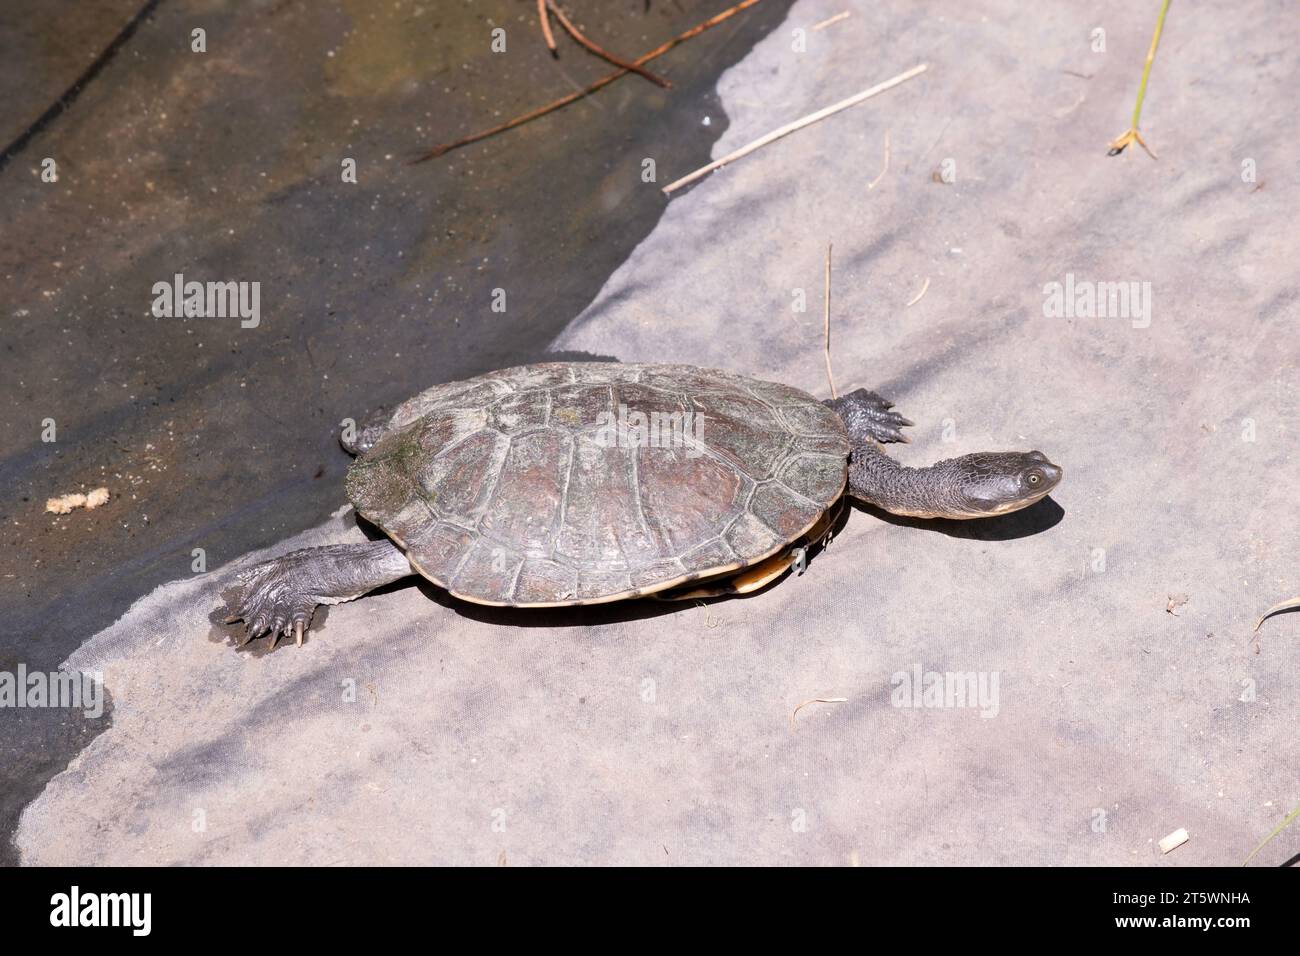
(224, 539), (413, 648)
(654, 551), (797, 602)
(823, 388), (914, 444)
(653, 500), (844, 602)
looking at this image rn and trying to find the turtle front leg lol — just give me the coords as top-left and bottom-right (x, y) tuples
(823, 388), (914, 444)
(224, 539), (414, 648)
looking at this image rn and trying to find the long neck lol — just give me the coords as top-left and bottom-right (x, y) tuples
(846, 442), (963, 518)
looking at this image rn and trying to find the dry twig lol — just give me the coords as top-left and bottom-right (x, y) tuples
(811, 11), (851, 31)
(791, 696), (848, 729)
(866, 128), (890, 189)
(1254, 596), (1300, 632)
(905, 276), (930, 307)
(823, 243), (837, 399)
(661, 63), (927, 194)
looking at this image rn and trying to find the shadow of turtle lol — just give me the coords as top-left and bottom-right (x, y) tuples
(359, 494), (1061, 632)
(850, 494), (1065, 541)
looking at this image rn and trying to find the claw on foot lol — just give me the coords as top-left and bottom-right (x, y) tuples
(221, 550), (323, 650)
(826, 388), (915, 445)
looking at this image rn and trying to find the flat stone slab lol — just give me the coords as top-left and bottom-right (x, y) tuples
(16, 0), (1300, 865)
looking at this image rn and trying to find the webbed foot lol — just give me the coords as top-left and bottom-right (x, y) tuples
(225, 549), (326, 648)
(824, 388), (914, 444)
(220, 540), (415, 651)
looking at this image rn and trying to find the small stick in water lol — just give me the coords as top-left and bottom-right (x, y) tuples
(412, 0), (763, 163)
(546, 0), (670, 88)
(537, 0), (557, 56)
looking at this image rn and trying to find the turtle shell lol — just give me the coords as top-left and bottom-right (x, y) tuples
(345, 363), (849, 607)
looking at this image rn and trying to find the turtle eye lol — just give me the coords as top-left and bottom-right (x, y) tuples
(1027, 473), (1041, 485)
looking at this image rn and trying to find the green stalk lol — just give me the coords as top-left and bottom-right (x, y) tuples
(1242, 804), (1300, 867)
(1131, 0), (1172, 129)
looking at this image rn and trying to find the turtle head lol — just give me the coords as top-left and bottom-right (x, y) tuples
(341, 409), (393, 457)
(942, 450), (1063, 518)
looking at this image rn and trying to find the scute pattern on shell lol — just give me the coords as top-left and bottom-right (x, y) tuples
(345, 363), (849, 606)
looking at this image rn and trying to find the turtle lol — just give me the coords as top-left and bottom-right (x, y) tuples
(224, 362), (1063, 647)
